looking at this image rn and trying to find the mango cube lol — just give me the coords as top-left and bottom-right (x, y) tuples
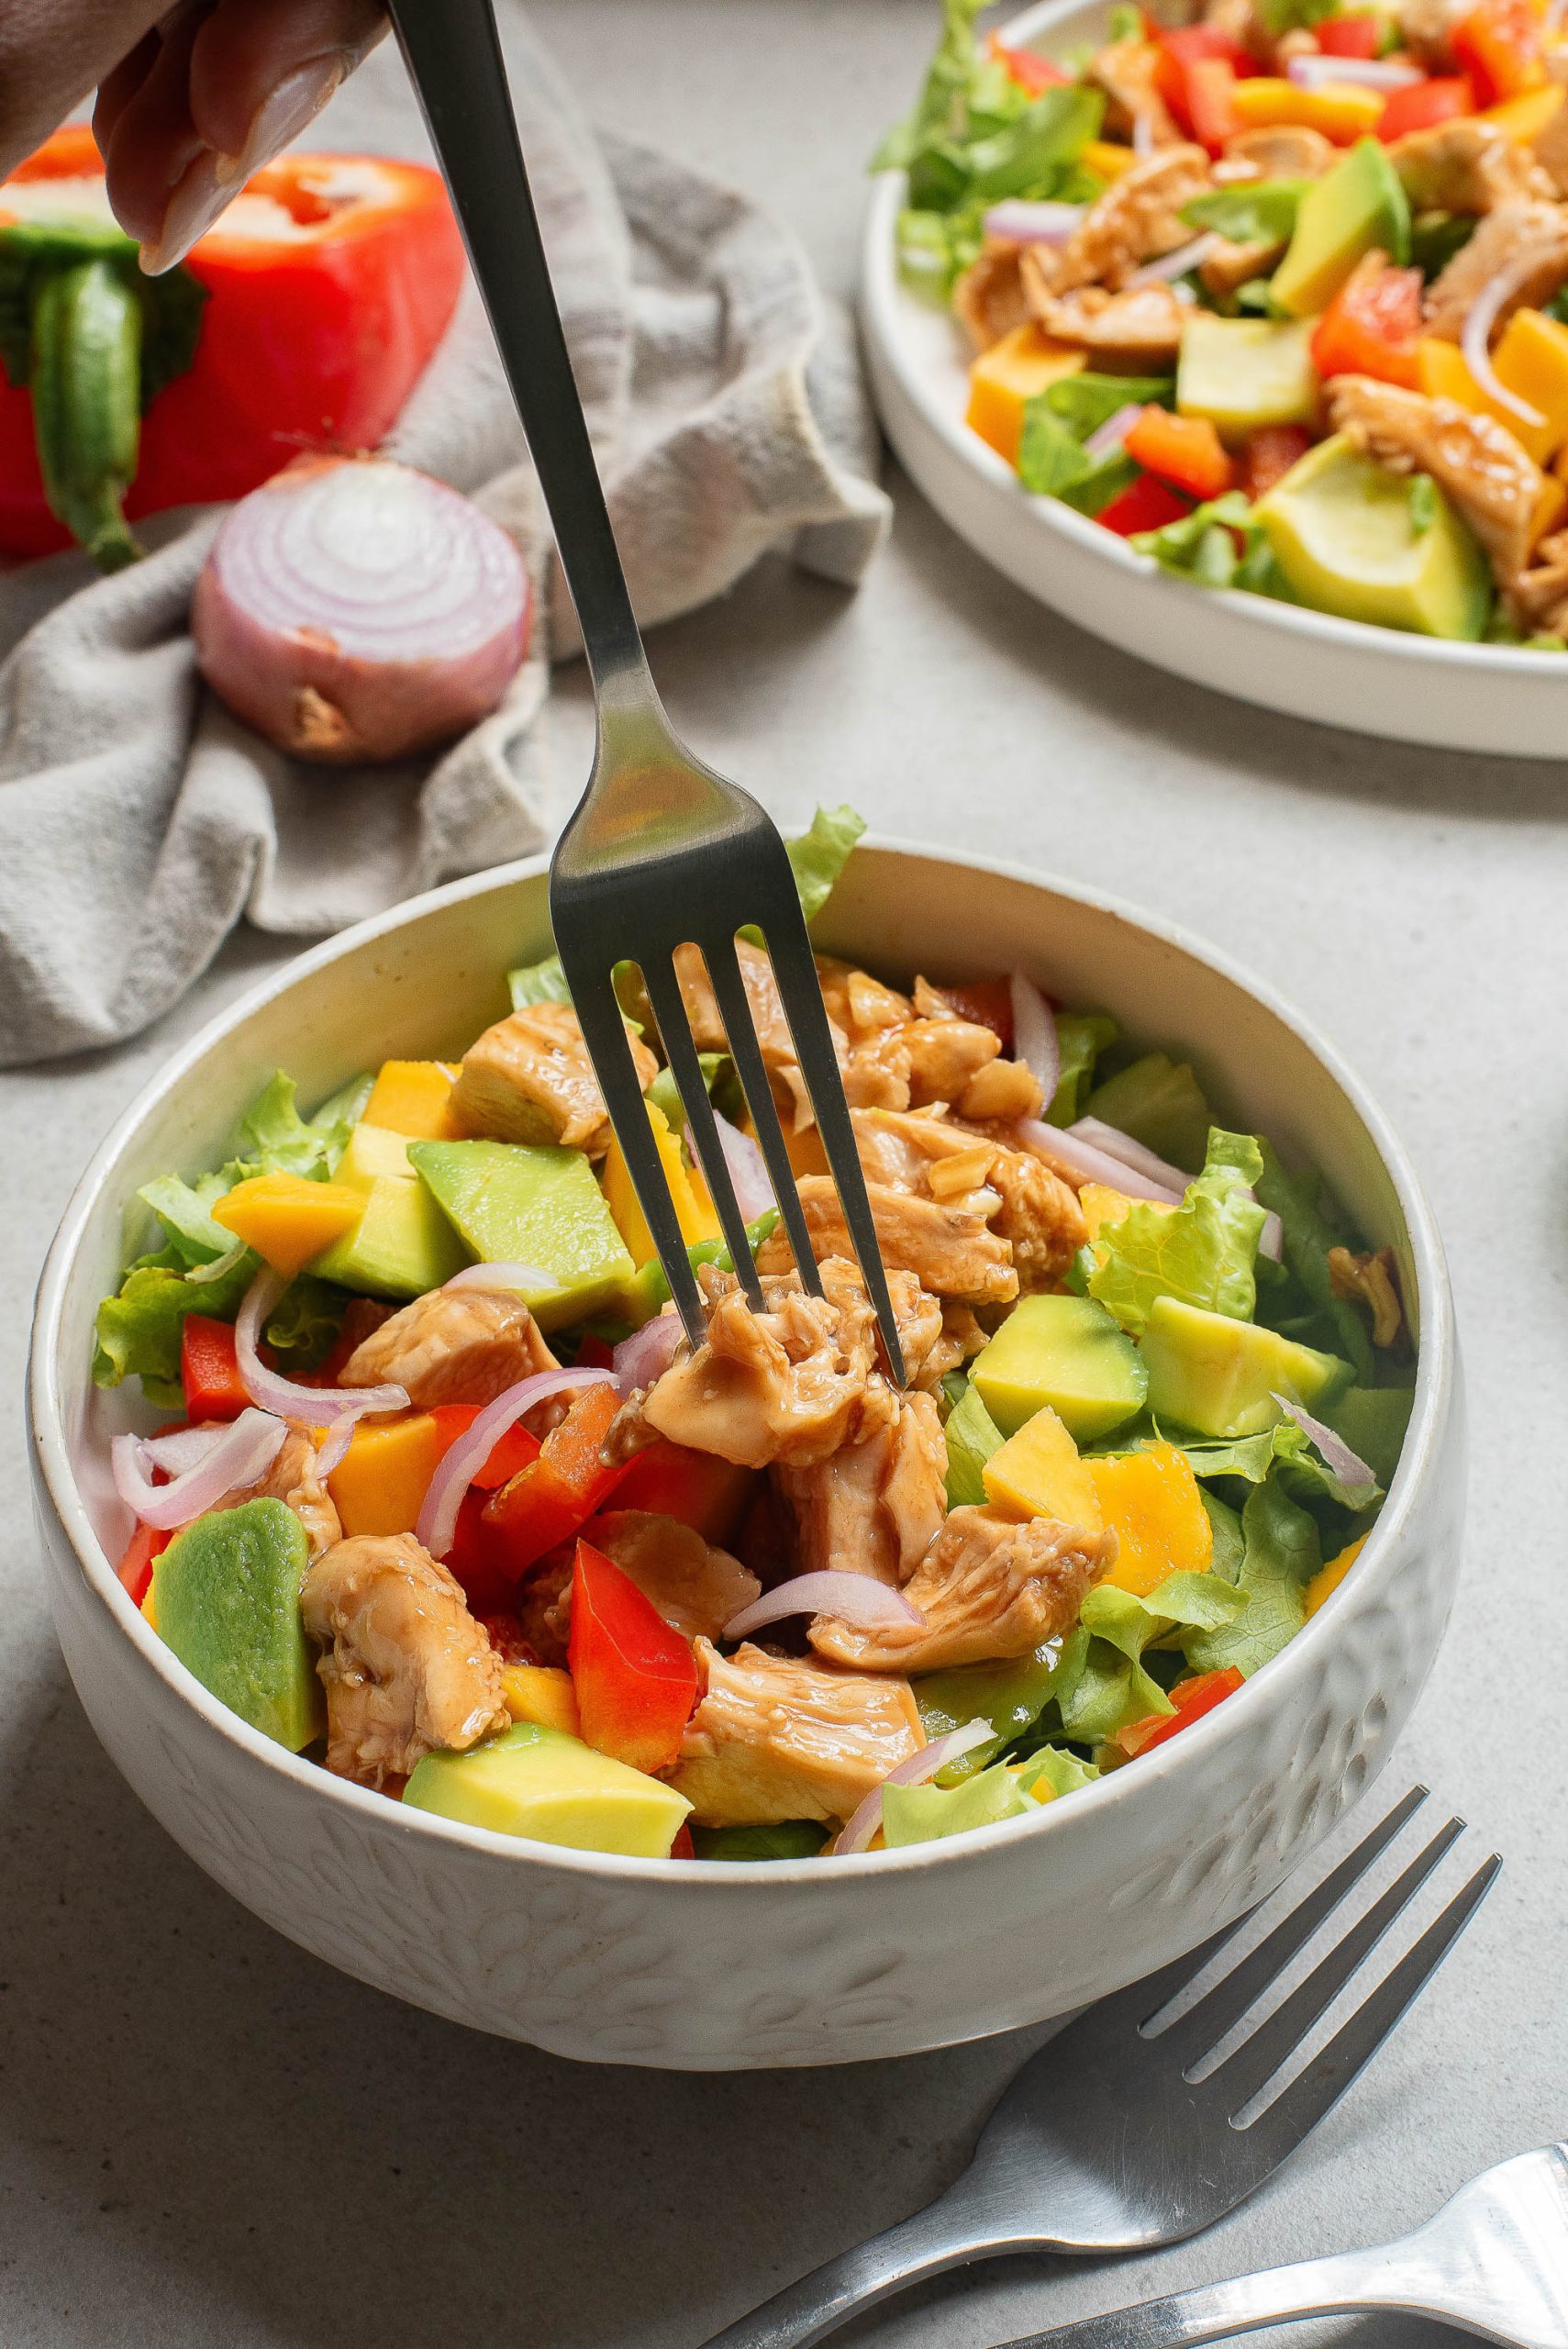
(363, 1059), (462, 1139)
(501, 1664), (581, 1739)
(1085, 1441), (1213, 1598)
(601, 1100), (721, 1264)
(212, 1171), (363, 1276)
(328, 1410), (447, 1539)
(983, 1403), (1104, 1531)
(966, 323), (1085, 467)
(1306, 1533), (1366, 1617)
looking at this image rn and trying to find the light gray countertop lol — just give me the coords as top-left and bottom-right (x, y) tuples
(4, 6), (1564, 2345)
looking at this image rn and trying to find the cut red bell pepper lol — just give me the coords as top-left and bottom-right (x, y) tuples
(606, 1440), (757, 1546)
(446, 1488), (515, 1616)
(425, 1404), (542, 1491)
(1155, 26), (1253, 146)
(568, 1539), (698, 1775)
(1316, 13), (1384, 56)
(929, 975), (1017, 1045)
(117, 1520), (172, 1608)
(1097, 473), (1194, 537)
(573, 1334), (617, 1373)
(1118, 1665), (1244, 1758)
(483, 1381), (628, 1578)
(1122, 407), (1237, 499)
(986, 31), (1073, 92)
(1241, 422), (1314, 499)
(670, 1824), (696, 1860)
(180, 1315), (250, 1422)
(0, 128), (465, 560)
(1375, 72), (1476, 140)
(1310, 254), (1423, 387)
(1452, 0), (1543, 104)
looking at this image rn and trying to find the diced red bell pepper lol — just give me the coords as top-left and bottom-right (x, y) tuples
(117, 1520), (172, 1608)
(573, 1333), (617, 1372)
(670, 1824), (696, 1860)
(568, 1539), (698, 1775)
(1097, 473), (1195, 537)
(1241, 423), (1314, 499)
(446, 1488), (516, 1616)
(930, 975), (1018, 1044)
(1122, 407), (1237, 499)
(986, 30), (1073, 92)
(1316, 13), (1385, 57)
(606, 1439), (758, 1546)
(483, 1381), (628, 1578)
(425, 1404), (542, 1491)
(1155, 26), (1253, 146)
(180, 1315), (250, 1422)
(1452, 0), (1543, 104)
(1310, 254), (1423, 386)
(1118, 1665), (1245, 1758)
(1375, 72), (1476, 140)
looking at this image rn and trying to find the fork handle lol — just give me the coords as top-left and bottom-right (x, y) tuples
(387, 0), (647, 693)
(994, 2247), (1441, 2349)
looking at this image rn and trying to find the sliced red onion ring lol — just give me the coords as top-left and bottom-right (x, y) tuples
(237, 1268), (409, 1427)
(983, 197), (1085, 244)
(1259, 1210), (1284, 1264)
(1272, 1394), (1374, 1488)
(1070, 1115), (1189, 1194)
(723, 1571), (925, 1644)
(442, 1261), (558, 1293)
(1016, 1118), (1184, 1203)
(1009, 973), (1060, 1103)
(415, 1367), (617, 1560)
(836, 1719), (999, 1856)
(1129, 232), (1219, 287)
(317, 1411), (359, 1477)
(1286, 52), (1421, 87)
(139, 1422), (229, 1476)
(711, 1110), (775, 1221)
(112, 1408), (287, 1532)
(1084, 402), (1146, 462)
(612, 1309), (686, 1397)
(1462, 255), (1548, 429)
(1133, 112), (1157, 156)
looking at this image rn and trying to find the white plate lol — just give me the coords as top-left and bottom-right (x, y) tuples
(860, 0), (1568, 758)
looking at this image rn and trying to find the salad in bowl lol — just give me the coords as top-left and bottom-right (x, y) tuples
(883, 0), (1568, 647)
(88, 814), (1415, 1871)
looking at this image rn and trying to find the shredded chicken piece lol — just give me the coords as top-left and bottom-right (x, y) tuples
(1327, 373), (1545, 588)
(757, 1176), (1018, 1307)
(928, 1302), (988, 1385)
(452, 1001), (656, 1156)
(301, 1533), (510, 1787)
(953, 1054), (1044, 1121)
(1220, 125), (1336, 179)
(840, 1028), (914, 1110)
(1329, 1245), (1405, 1348)
(982, 1144), (1089, 1293)
(515, 1550), (573, 1669)
(1198, 234), (1285, 297)
(848, 1105), (1082, 1292)
(816, 957), (913, 1040)
(1026, 278), (1189, 370)
(1507, 522), (1568, 633)
(1422, 198), (1568, 339)
(1390, 121), (1551, 217)
(675, 937), (817, 1130)
(1029, 145), (1212, 297)
(339, 1284), (557, 1408)
(851, 1104), (985, 1191)
(672, 1640), (924, 1827)
(773, 1388), (949, 1589)
(953, 239), (1035, 351)
(1532, 63), (1568, 199)
(574, 1511), (760, 1642)
(212, 1425), (340, 1560)
(809, 1507), (1115, 1675)
(905, 1014), (1005, 1107)
(1396, 0), (1472, 72)
(1087, 36), (1183, 152)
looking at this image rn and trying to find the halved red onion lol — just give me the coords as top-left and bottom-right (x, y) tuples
(1009, 973), (1060, 1102)
(1259, 1209), (1284, 1264)
(1462, 256), (1548, 428)
(1084, 402), (1146, 462)
(237, 1268), (409, 1428)
(1070, 1115), (1189, 1193)
(723, 1572), (925, 1644)
(139, 1422), (229, 1476)
(1272, 1394), (1374, 1487)
(1286, 52), (1421, 87)
(191, 453), (532, 766)
(443, 1262), (558, 1293)
(113, 1408), (287, 1531)
(415, 1367), (617, 1559)
(983, 198), (1084, 245)
(712, 1111), (775, 1221)
(836, 1719), (999, 1856)
(1016, 1117), (1184, 1203)
(1129, 232), (1219, 288)
(612, 1309), (686, 1397)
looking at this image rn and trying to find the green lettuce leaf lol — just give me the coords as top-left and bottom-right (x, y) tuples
(507, 952), (573, 1012)
(882, 1761), (1032, 1846)
(1251, 1140), (1376, 1381)
(92, 1245), (256, 1407)
(1183, 1472), (1320, 1675)
(136, 1172), (239, 1268)
(788, 803), (866, 924)
(1327, 1386), (1413, 1487)
(1018, 1744), (1100, 1798)
(942, 1378), (1006, 1507)
(1051, 1572), (1245, 1742)
(1085, 1051), (1213, 1173)
(873, 0), (997, 173)
(1086, 1127), (1266, 1334)
(1042, 372), (1174, 439)
(236, 1069), (361, 1180)
(915, 1642), (1059, 1779)
(1179, 1417), (1382, 1513)
(263, 1275), (350, 1372)
(690, 1821), (829, 1861)
(1181, 180), (1308, 245)
(1049, 1009), (1118, 1124)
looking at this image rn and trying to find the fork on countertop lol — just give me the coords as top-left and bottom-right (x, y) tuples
(701, 1786), (1500, 2349)
(387, 0), (904, 1378)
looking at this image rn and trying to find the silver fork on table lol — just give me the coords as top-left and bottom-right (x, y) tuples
(703, 1786), (1499, 2349)
(388, 0), (904, 1375)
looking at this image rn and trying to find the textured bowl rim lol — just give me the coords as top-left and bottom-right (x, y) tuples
(29, 836), (1453, 1888)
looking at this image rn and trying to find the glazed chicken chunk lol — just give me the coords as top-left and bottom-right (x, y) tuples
(758, 1178), (1018, 1308)
(675, 937), (814, 1130)
(340, 1284), (557, 1407)
(301, 1533), (511, 1788)
(1029, 144), (1212, 296)
(774, 1387), (949, 1589)
(1026, 279), (1190, 372)
(213, 1424), (341, 1560)
(1422, 199), (1568, 340)
(851, 1106), (1086, 1293)
(1326, 373), (1546, 591)
(672, 1640), (925, 1827)
(451, 1000), (657, 1155)
(580, 1511), (761, 1643)
(809, 1507), (1116, 1675)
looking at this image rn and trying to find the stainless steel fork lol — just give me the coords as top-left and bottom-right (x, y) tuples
(388, 0), (904, 1375)
(702, 1786), (1499, 2349)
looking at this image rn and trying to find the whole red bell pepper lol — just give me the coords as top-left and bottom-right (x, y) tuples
(483, 1382), (628, 1579)
(1375, 73), (1477, 140)
(607, 1439), (757, 1546)
(1310, 254), (1423, 387)
(568, 1539), (698, 1775)
(0, 126), (464, 564)
(1118, 1665), (1244, 1758)
(180, 1314), (250, 1421)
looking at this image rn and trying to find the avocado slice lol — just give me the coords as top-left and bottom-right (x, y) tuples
(152, 1497), (323, 1751)
(1175, 315), (1318, 443)
(1140, 1294), (1352, 1441)
(1271, 138), (1410, 318)
(403, 1720), (692, 1856)
(1255, 435), (1491, 640)
(971, 1295), (1148, 1442)
(407, 1140), (636, 1333)
(306, 1119), (468, 1299)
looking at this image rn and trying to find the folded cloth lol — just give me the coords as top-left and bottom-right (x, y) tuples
(0, 4), (889, 1067)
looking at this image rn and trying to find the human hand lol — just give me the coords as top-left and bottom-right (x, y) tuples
(0, 0), (387, 273)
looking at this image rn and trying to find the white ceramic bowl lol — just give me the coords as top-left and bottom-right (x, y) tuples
(860, 0), (1568, 760)
(29, 842), (1462, 2070)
